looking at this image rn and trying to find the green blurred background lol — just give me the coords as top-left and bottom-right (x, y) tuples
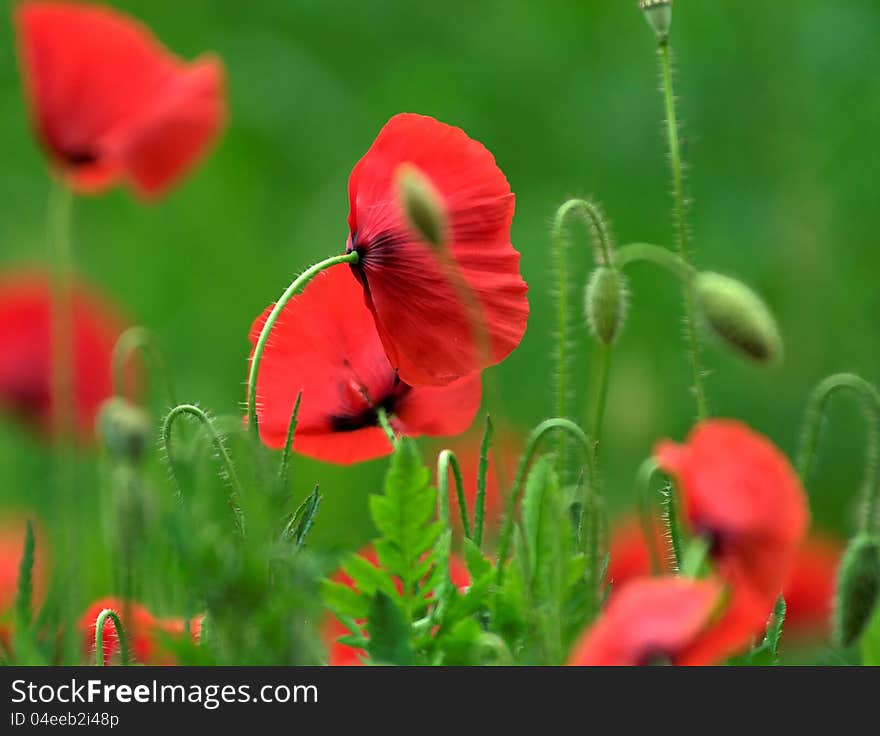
(0, 0), (878, 606)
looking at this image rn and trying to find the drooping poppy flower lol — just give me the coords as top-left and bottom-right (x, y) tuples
(0, 269), (128, 441)
(433, 429), (520, 537)
(346, 113), (529, 387)
(654, 420), (809, 614)
(249, 265), (482, 465)
(324, 547), (471, 666)
(608, 514), (840, 639)
(80, 597), (200, 665)
(568, 576), (731, 666)
(16, 2), (225, 198)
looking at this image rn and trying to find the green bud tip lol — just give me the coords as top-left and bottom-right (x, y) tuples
(584, 267), (629, 346)
(694, 272), (783, 365)
(639, 0), (673, 44)
(97, 397), (152, 463)
(395, 162), (447, 250)
(833, 535), (880, 647)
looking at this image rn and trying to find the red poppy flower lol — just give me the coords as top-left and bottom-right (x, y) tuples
(249, 266), (482, 465)
(654, 420), (809, 612)
(0, 269), (128, 441)
(16, 2), (225, 198)
(346, 113), (528, 387)
(324, 547), (471, 666)
(80, 597), (200, 665)
(568, 577), (728, 666)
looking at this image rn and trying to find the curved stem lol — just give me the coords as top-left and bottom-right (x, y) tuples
(246, 252), (359, 434)
(112, 326), (177, 406)
(94, 608), (130, 666)
(797, 373), (880, 532)
(474, 414), (493, 549)
(162, 404), (245, 536)
(438, 450), (471, 539)
(662, 482), (684, 572)
(657, 41), (708, 421)
(551, 199), (615, 481)
(634, 458), (662, 575)
(616, 242), (695, 282)
(496, 419), (596, 581)
(376, 406), (397, 447)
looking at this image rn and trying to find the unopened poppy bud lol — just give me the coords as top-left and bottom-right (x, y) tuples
(395, 162), (447, 249)
(833, 535), (880, 647)
(584, 267), (628, 345)
(694, 272), (783, 365)
(97, 397), (151, 463)
(639, 0), (673, 43)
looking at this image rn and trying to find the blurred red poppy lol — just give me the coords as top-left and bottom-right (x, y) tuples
(0, 270), (127, 441)
(346, 113), (528, 387)
(568, 577), (728, 666)
(654, 420), (809, 614)
(16, 2), (225, 198)
(325, 547), (471, 666)
(608, 515), (840, 638)
(80, 597), (200, 665)
(249, 266), (481, 465)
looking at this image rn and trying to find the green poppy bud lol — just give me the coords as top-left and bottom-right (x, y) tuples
(395, 162), (447, 249)
(584, 267), (628, 345)
(639, 0), (673, 44)
(694, 271), (783, 365)
(97, 397), (151, 463)
(833, 535), (880, 647)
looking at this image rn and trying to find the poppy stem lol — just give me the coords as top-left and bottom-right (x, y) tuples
(474, 414), (494, 549)
(796, 373), (880, 533)
(161, 403), (246, 537)
(589, 345), (612, 449)
(655, 40), (708, 421)
(246, 251), (359, 436)
(94, 608), (130, 666)
(662, 482), (685, 572)
(437, 449), (471, 539)
(496, 419), (596, 586)
(616, 242), (695, 282)
(111, 326), (178, 407)
(277, 391), (303, 491)
(551, 199), (616, 481)
(48, 178), (75, 439)
(635, 458), (663, 575)
(375, 406), (397, 447)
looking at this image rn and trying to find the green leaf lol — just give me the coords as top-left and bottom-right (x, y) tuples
(15, 520), (35, 628)
(860, 598), (880, 665)
(320, 580), (369, 620)
(342, 554), (400, 600)
(464, 537), (493, 580)
(366, 592), (413, 665)
(282, 485), (321, 549)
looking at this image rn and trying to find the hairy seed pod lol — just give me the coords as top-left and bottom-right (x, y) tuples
(395, 162), (447, 249)
(584, 267), (628, 345)
(639, 0), (673, 43)
(833, 535), (880, 647)
(694, 272), (783, 365)
(97, 397), (151, 464)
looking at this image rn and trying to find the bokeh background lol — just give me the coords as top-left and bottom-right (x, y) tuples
(0, 0), (878, 635)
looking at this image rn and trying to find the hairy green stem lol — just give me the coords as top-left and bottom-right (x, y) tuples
(551, 199), (615, 480)
(657, 41), (707, 420)
(246, 252), (359, 434)
(376, 406), (397, 447)
(634, 458), (662, 575)
(474, 415), (493, 548)
(796, 373), (880, 532)
(590, 345), (612, 450)
(277, 391), (303, 490)
(94, 608), (130, 666)
(437, 450), (471, 539)
(616, 242), (695, 281)
(162, 403), (245, 536)
(112, 326), (177, 406)
(496, 419), (596, 582)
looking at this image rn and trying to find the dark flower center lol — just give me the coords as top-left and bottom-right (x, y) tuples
(328, 372), (410, 433)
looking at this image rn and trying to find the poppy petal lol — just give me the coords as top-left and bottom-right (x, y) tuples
(348, 113), (528, 386)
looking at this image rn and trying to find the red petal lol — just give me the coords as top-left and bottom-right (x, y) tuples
(249, 265), (480, 465)
(348, 113), (528, 386)
(15, 2), (224, 197)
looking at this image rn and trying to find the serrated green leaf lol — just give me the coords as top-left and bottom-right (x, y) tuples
(342, 554), (400, 600)
(464, 537), (493, 580)
(321, 580), (369, 620)
(367, 591), (413, 665)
